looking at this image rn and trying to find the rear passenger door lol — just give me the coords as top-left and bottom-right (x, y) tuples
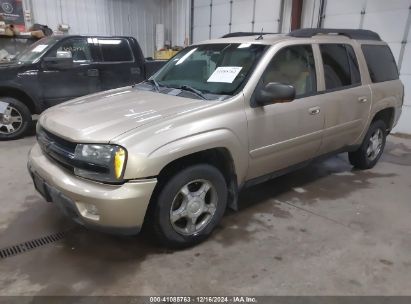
(317, 43), (372, 154)
(93, 38), (142, 90)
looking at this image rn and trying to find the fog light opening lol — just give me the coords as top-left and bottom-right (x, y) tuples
(83, 203), (100, 221)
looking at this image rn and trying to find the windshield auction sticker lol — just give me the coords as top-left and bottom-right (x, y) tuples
(31, 45), (48, 53)
(207, 66), (243, 83)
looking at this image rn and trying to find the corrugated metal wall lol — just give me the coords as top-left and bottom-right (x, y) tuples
(162, 0), (190, 47)
(22, 0), (172, 57)
(191, 0), (292, 43)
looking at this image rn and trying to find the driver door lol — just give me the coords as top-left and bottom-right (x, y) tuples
(245, 44), (325, 180)
(40, 37), (101, 107)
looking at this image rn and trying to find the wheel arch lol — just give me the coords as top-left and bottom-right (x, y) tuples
(155, 147), (239, 211)
(371, 107), (395, 131)
(0, 86), (39, 114)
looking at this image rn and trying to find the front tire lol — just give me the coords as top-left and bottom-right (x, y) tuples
(147, 164), (228, 248)
(349, 120), (387, 170)
(0, 97), (32, 140)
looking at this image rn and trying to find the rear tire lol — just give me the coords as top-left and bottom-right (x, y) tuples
(147, 164), (227, 248)
(0, 97), (32, 140)
(348, 120), (387, 170)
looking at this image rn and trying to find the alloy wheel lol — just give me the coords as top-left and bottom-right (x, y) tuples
(170, 179), (218, 236)
(366, 128), (383, 161)
(0, 105), (23, 135)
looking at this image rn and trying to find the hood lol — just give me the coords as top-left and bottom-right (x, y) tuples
(0, 62), (20, 80)
(0, 61), (29, 70)
(39, 87), (209, 143)
(0, 62), (17, 69)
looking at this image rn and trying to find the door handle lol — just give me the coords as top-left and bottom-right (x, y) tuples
(309, 107), (321, 115)
(87, 69), (99, 77)
(358, 96), (368, 103)
(130, 67), (141, 75)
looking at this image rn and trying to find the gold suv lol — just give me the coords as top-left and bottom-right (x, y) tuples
(28, 29), (404, 247)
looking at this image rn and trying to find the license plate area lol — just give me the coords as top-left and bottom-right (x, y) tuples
(32, 172), (52, 202)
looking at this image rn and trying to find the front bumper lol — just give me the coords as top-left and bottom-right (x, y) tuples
(28, 143), (157, 235)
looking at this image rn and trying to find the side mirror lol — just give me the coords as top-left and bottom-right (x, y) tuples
(255, 82), (296, 106)
(56, 50), (72, 59)
(43, 55), (74, 70)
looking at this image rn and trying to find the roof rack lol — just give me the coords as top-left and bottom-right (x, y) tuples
(221, 32), (276, 38)
(288, 28), (381, 41)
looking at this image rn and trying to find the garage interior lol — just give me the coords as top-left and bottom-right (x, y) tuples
(1, 0), (411, 297)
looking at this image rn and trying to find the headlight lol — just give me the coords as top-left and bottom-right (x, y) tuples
(74, 144), (127, 183)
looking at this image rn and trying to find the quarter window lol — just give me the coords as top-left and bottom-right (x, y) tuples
(320, 44), (361, 90)
(98, 39), (133, 62)
(361, 45), (399, 83)
(261, 45), (317, 97)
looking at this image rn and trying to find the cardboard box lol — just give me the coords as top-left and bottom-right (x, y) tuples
(30, 30), (45, 39)
(4, 27), (14, 36)
(154, 49), (179, 60)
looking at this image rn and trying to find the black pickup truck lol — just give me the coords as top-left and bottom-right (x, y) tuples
(0, 35), (166, 139)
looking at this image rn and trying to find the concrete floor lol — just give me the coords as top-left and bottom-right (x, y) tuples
(0, 131), (411, 296)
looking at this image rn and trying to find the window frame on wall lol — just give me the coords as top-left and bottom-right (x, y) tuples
(319, 43), (362, 93)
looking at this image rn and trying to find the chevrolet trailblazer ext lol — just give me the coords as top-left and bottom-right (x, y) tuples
(28, 29), (403, 247)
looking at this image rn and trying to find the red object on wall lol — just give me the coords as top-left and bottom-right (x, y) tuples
(291, 0), (303, 31)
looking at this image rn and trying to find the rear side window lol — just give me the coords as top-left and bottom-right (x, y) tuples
(320, 44), (361, 90)
(98, 39), (133, 62)
(361, 45), (399, 83)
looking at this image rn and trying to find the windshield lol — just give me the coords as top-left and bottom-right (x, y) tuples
(14, 37), (57, 64)
(151, 43), (267, 98)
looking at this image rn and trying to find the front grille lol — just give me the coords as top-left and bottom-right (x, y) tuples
(37, 127), (109, 175)
(37, 127), (77, 173)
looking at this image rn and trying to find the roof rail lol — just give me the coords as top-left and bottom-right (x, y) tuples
(221, 32), (276, 38)
(288, 28), (381, 41)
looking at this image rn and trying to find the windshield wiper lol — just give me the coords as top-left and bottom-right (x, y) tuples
(145, 79), (160, 92)
(179, 85), (207, 100)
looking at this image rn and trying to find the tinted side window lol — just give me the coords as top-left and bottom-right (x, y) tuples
(98, 39), (133, 62)
(262, 45), (317, 97)
(320, 44), (360, 90)
(361, 45), (399, 83)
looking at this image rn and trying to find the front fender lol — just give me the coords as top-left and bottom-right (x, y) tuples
(123, 128), (248, 184)
(0, 82), (42, 113)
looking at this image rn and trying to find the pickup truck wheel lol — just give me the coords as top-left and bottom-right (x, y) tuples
(348, 120), (387, 170)
(149, 164), (227, 248)
(0, 97), (32, 140)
